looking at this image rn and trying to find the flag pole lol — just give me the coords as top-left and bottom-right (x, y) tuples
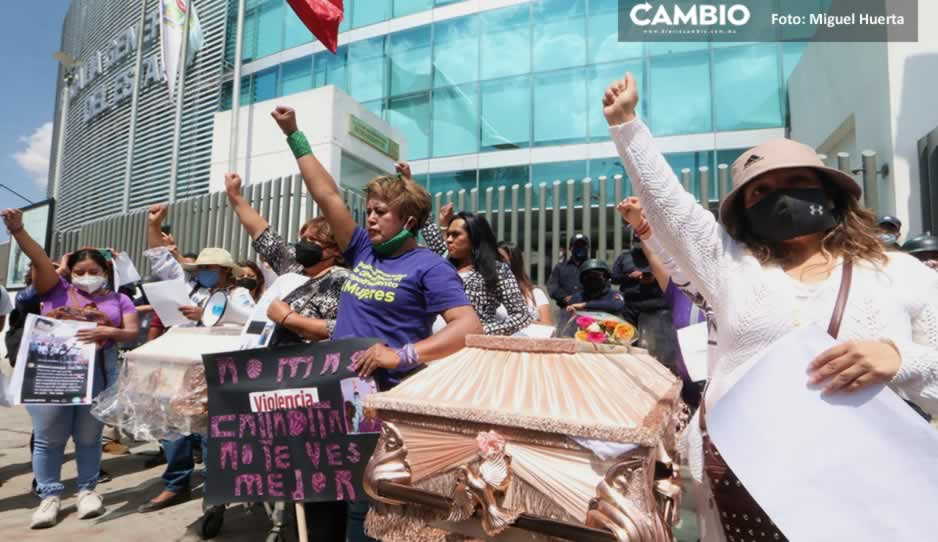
(168, 0), (193, 203)
(122, 0), (150, 213)
(228, 0), (246, 174)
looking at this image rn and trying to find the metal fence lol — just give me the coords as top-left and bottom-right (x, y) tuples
(53, 150), (881, 287)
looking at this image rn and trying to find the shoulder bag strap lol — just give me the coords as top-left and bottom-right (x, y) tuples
(826, 259), (853, 339)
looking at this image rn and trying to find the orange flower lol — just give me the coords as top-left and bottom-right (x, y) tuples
(614, 322), (635, 342)
(575, 330), (590, 342)
(600, 319), (620, 331)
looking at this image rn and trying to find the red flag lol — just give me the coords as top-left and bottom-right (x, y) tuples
(286, 0), (344, 54)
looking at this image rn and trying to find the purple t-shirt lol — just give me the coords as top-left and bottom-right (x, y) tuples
(663, 279), (706, 382)
(41, 277), (137, 348)
(333, 227), (470, 388)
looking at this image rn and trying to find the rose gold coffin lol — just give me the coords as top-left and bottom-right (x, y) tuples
(363, 336), (688, 542)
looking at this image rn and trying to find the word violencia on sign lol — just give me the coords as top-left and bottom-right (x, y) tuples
(72, 9), (165, 124)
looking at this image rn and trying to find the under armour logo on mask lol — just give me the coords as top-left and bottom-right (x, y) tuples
(809, 204), (824, 216)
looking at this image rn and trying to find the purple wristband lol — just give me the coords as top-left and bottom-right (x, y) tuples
(394, 343), (420, 370)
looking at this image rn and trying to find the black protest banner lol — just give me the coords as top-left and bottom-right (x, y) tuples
(202, 338), (382, 505)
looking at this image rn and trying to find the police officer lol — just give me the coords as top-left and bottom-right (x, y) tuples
(547, 233), (591, 308)
(565, 259), (625, 317)
(903, 233), (938, 271)
(877, 215), (903, 249)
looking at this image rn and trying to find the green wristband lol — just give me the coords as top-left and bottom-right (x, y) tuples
(287, 130), (313, 159)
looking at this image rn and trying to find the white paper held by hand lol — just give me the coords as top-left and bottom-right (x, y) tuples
(143, 279), (194, 327)
(707, 325), (938, 542)
(113, 252), (141, 287)
(677, 321), (708, 381)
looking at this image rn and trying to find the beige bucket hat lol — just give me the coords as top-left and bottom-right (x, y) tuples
(719, 138), (862, 226)
(181, 247), (243, 276)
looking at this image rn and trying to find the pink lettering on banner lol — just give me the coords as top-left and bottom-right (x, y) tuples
(235, 474), (263, 497)
(335, 470), (356, 501)
(272, 412), (287, 438)
(348, 350), (366, 371)
(328, 409), (345, 435)
(263, 412), (273, 440)
(220, 441), (239, 470)
(305, 408), (319, 439)
(327, 443), (343, 466)
(317, 409), (328, 438)
(211, 415), (236, 438)
(311, 472), (326, 493)
(292, 469), (305, 501)
(246, 358), (263, 379)
(277, 356), (315, 382)
(261, 444), (274, 472)
(267, 473), (285, 497)
(305, 442), (321, 467)
(274, 445), (291, 470)
(242, 443), (254, 465)
(321, 352), (340, 375)
(239, 414), (257, 439)
(288, 410), (306, 436)
(217, 358), (239, 385)
(346, 442), (361, 464)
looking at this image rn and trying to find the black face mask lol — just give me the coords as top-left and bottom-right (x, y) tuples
(237, 278), (259, 291)
(744, 188), (837, 243)
(294, 240), (324, 268)
(583, 275), (607, 294)
(572, 246), (589, 262)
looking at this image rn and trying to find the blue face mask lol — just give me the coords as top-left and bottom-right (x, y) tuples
(197, 269), (220, 288)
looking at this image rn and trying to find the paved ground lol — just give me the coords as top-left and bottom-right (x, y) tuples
(0, 405), (285, 541)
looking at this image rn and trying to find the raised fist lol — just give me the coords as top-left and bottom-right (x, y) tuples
(224, 172), (243, 199)
(148, 204), (168, 225)
(1, 208), (24, 233)
(617, 197), (651, 238)
(439, 203), (455, 227)
(271, 106), (298, 136)
(395, 162), (412, 180)
(602, 72), (639, 126)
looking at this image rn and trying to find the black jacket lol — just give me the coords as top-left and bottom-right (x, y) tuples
(547, 259), (584, 306)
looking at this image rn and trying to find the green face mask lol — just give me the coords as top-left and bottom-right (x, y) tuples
(372, 226), (414, 257)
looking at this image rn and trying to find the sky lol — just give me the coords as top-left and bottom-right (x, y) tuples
(0, 0), (72, 243)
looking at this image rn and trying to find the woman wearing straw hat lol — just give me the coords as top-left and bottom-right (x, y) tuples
(138, 204), (254, 533)
(602, 73), (938, 541)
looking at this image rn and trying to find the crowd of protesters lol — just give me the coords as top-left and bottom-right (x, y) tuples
(0, 74), (936, 542)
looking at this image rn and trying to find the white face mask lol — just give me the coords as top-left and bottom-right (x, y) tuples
(72, 274), (107, 294)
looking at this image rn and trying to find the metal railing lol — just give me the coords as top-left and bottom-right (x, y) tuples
(52, 150), (881, 286)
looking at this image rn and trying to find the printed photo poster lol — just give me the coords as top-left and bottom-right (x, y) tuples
(340, 378), (381, 434)
(202, 337), (383, 505)
(12, 314), (97, 405)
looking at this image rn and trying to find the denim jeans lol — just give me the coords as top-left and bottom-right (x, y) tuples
(160, 433), (204, 493)
(28, 347), (119, 498)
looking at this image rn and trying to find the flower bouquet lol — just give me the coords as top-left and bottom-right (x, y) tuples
(573, 314), (637, 345)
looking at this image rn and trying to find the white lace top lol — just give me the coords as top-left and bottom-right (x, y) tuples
(611, 119), (938, 541)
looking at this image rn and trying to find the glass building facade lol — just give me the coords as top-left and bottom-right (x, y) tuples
(222, 0), (807, 199)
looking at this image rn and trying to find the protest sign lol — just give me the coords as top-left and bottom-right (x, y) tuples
(12, 314), (98, 405)
(202, 337), (382, 505)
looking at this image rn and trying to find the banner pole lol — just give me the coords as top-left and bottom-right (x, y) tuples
(168, 0), (193, 203)
(295, 503), (308, 542)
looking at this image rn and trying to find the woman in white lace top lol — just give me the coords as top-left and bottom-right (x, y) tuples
(603, 72), (938, 542)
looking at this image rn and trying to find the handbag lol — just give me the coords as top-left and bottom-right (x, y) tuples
(699, 259), (853, 541)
